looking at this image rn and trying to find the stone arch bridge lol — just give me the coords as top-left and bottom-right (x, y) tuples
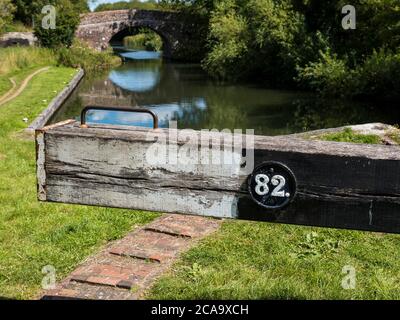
(76, 9), (201, 60)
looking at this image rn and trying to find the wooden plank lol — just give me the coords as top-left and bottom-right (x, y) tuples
(36, 121), (400, 233)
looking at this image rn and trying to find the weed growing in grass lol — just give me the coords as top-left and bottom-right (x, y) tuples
(292, 232), (340, 259)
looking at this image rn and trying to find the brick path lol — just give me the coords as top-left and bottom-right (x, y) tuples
(41, 214), (221, 300)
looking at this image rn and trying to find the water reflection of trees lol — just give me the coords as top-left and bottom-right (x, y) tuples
(289, 99), (399, 133)
(51, 55), (400, 135)
(173, 100), (247, 132)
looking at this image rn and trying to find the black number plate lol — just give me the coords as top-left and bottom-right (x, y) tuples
(248, 162), (297, 210)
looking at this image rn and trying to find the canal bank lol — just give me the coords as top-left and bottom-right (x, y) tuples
(0, 66), (158, 299)
(27, 69), (84, 132)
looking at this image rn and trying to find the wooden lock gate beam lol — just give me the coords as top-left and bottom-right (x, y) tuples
(36, 113), (400, 234)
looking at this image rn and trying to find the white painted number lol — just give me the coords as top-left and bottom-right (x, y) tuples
(271, 175), (287, 197)
(255, 174), (270, 196)
(255, 174), (289, 198)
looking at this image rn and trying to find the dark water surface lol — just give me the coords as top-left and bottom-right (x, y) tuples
(51, 50), (399, 135)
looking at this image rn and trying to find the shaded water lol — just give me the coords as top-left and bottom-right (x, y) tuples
(51, 50), (399, 135)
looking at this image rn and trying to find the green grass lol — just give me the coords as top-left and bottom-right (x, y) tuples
(320, 128), (381, 144)
(0, 66), (158, 299)
(148, 221), (400, 300)
(0, 66), (49, 98)
(0, 47), (57, 76)
(0, 47), (58, 98)
(0, 77), (13, 96)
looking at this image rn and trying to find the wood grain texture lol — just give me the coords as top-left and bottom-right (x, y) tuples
(37, 121), (400, 233)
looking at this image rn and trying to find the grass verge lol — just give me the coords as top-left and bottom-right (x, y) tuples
(0, 47), (56, 76)
(148, 221), (400, 300)
(0, 45), (121, 80)
(0, 66), (158, 299)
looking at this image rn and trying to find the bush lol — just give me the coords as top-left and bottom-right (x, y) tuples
(203, 1), (250, 79)
(202, 0), (327, 84)
(34, 0), (79, 48)
(57, 40), (121, 73)
(124, 29), (163, 51)
(13, 0), (88, 25)
(354, 50), (400, 100)
(297, 49), (400, 100)
(0, 0), (15, 34)
(296, 51), (350, 97)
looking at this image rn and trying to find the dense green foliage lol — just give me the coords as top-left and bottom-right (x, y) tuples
(11, 0), (88, 25)
(124, 29), (163, 51)
(7, 0), (88, 47)
(203, 0), (324, 84)
(168, 0), (400, 99)
(297, 49), (400, 100)
(33, 0), (80, 48)
(0, 0), (15, 33)
(57, 39), (121, 72)
(94, 0), (163, 12)
(1, 1), (122, 72)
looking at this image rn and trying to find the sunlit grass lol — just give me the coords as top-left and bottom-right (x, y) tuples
(320, 128), (381, 144)
(0, 47), (57, 76)
(148, 221), (400, 300)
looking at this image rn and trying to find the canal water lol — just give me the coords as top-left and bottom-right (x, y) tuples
(50, 50), (399, 136)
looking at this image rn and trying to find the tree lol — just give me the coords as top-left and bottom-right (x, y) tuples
(94, 0), (161, 12)
(12, 0), (88, 25)
(34, 0), (80, 48)
(0, 0), (15, 33)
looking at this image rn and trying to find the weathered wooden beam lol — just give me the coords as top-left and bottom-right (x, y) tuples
(36, 121), (400, 233)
